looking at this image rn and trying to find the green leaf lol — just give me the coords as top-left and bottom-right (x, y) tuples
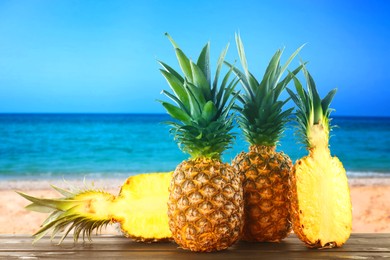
(161, 90), (188, 113)
(159, 61), (184, 83)
(197, 42), (211, 86)
(224, 61), (254, 100)
(190, 61), (211, 99)
(161, 102), (191, 123)
(51, 185), (74, 197)
(304, 68), (322, 123)
(201, 101), (217, 122)
(321, 88), (337, 113)
(216, 65), (234, 107)
(280, 107), (294, 119)
(235, 93), (245, 104)
(160, 70), (189, 109)
(25, 203), (54, 213)
(42, 211), (62, 226)
(185, 81), (206, 106)
(220, 78), (239, 114)
(277, 44), (305, 83)
(221, 89), (240, 117)
(165, 34), (193, 81)
(235, 33), (250, 78)
(276, 63), (305, 98)
(261, 49), (282, 87)
(184, 83), (202, 118)
(175, 48), (193, 82)
(213, 44), (229, 92)
(165, 32), (179, 48)
(292, 75), (306, 105)
(247, 72), (259, 92)
(16, 191), (72, 211)
(33, 227), (51, 244)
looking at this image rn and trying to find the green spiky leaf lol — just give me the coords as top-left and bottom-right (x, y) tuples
(165, 33), (193, 82)
(160, 34), (237, 159)
(231, 33), (303, 146)
(213, 44), (229, 94)
(161, 102), (191, 124)
(288, 65), (337, 148)
(17, 188), (113, 244)
(197, 43), (211, 85)
(160, 70), (189, 110)
(321, 88), (337, 114)
(158, 61), (184, 83)
(190, 61), (211, 100)
(202, 101), (217, 122)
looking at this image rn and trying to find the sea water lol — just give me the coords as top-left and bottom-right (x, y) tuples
(0, 114), (389, 180)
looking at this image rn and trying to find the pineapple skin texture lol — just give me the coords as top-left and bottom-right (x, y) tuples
(290, 151), (352, 248)
(168, 158), (244, 252)
(232, 145), (292, 242)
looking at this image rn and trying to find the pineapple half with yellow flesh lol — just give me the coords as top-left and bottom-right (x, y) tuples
(287, 67), (352, 248)
(160, 33), (243, 252)
(228, 34), (303, 242)
(18, 172), (173, 244)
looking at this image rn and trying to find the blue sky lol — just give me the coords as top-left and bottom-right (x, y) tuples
(0, 0), (389, 116)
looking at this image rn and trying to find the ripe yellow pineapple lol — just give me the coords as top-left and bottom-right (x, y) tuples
(160, 33), (243, 252)
(287, 66), (352, 248)
(18, 172), (173, 244)
(228, 34), (303, 242)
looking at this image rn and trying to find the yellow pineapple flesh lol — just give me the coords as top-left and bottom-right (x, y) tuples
(168, 158), (243, 252)
(115, 172), (172, 242)
(18, 172), (173, 244)
(291, 146), (352, 248)
(233, 145), (292, 242)
(287, 67), (352, 248)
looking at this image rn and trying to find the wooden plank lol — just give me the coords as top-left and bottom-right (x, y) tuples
(0, 234), (389, 259)
(2, 251), (390, 260)
(1, 234), (389, 252)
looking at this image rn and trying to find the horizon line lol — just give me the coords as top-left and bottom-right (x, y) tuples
(0, 112), (389, 119)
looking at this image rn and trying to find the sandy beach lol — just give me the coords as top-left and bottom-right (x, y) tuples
(1, 177), (389, 236)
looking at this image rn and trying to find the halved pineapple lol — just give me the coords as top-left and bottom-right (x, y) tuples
(18, 172), (173, 244)
(287, 67), (352, 248)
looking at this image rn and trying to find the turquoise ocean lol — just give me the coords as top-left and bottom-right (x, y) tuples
(1, 113), (389, 180)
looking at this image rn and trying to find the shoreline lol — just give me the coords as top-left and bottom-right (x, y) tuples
(2, 175), (390, 191)
(0, 176), (389, 234)
(0, 178), (126, 191)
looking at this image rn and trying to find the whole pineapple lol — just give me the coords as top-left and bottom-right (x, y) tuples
(18, 172), (173, 244)
(287, 66), (352, 248)
(229, 34), (303, 242)
(160, 33), (243, 252)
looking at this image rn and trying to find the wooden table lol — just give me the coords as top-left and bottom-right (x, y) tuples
(1, 234), (389, 259)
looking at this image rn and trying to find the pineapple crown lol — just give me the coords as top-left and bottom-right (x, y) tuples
(17, 186), (113, 244)
(287, 65), (337, 149)
(159, 33), (239, 160)
(225, 34), (304, 146)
